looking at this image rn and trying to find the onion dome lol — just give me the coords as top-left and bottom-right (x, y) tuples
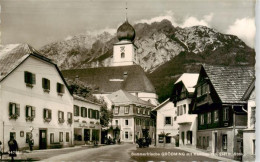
(117, 21), (136, 42)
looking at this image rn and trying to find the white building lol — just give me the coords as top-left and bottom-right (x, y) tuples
(107, 89), (155, 143)
(242, 79), (255, 161)
(171, 73), (199, 148)
(73, 95), (101, 145)
(153, 98), (179, 147)
(0, 44), (74, 151)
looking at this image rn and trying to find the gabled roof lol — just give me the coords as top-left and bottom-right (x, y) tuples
(107, 89), (154, 107)
(202, 64), (255, 103)
(152, 98), (170, 111)
(0, 44), (72, 95)
(175, 73), (199, 93)
(61, 65), (156, 94)
(241, 78), (255, 101)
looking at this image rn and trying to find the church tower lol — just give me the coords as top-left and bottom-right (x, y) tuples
(112, 8), (138, 66)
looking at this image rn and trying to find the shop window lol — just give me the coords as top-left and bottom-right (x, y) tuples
(59, 132), (63, 142)
(125, 132), (128, 139)
(66, 132), (70, 142)
(50, 133), (54, 144)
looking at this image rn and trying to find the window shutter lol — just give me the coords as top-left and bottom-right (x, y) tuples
(26, 106), (29, 117)
(88, 109), (91, 118)
(47, 79), (50, 90)
(32, 73), (36, 84)
(81, 107), (84, 117)
(62, 112), (64, 119)
(49, 110), (52, 119)
(42, 78), (45, 89)
(57, 83), (59, 92)
(9, 103), (13, 116)
(43, 109), (46, 118)
(97, 111), (100, 119)
(32, 107), (35, 117)
(85, 108), (87, 118)
(92, 109), (95, 119)
(16, 104), (20, 116)
(61, 85), (64, 93)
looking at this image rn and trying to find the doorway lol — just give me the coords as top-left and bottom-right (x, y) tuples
(39, 129), (47, 149)
(214, 132), (217, 153)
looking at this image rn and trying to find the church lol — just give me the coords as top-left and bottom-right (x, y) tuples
(62, 18), (159, 143)
(62, 19), (159, 107)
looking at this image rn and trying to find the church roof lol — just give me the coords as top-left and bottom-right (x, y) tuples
(117, 21), (135, 42)
(107, 89), (154, 107)
(61, 65), (156, 94)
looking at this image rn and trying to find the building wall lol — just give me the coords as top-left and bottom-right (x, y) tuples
(197, 128), (234, 156)
(0, 56), (74, 151)
(73, 99), (101, 145)
(242, 130), (255, 161)
(156, 101), (178, 147)
(113, 42), (136, 66)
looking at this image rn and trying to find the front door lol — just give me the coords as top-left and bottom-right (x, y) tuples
(84, 129), (90, 142)
(39, 129), (47, 149)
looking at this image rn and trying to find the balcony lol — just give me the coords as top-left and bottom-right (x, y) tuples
(176, 114), (197, 125)
(172, 91), (188, 103)
(196, 93), (212, 107)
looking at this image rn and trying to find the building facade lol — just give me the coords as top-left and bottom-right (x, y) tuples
(153, 99), (179, 147)
(73, 95), (101, 145)
(242, 79), (255, 161)
(107, 90), (155, 143)
(0, 44), (74, 152)
(171, 73), (199, 148)
(192, 65), (254, 160)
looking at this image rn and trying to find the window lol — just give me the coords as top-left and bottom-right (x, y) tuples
(58, 111), (65, 123)
(115, 120), (118, 125)
(166, 136), (171, 143)
(25, 105), (35, 120)
(143, 109), (146, 115)
(165, 117), (172, 125)
(125, 132), (128, 139)
(59, 132), (63, 142)
(42, 78), (50, 91)
(9, 102), (20, 119)
(180, 105), (183, 116)
(183, 104), (186, 114)
(207, 136), (209, 147)
(66, 132), (69, 142)
(222, 134), (227, 151)
(95, 110), (100, 119)
(67, 112), (72, 124)
(251, 107), (256, 128)
(198, 136), (201, 147)
(74, 105), (79, 116)
(223, 107), (229, 121)
(43, 108), (52, 119)
(50, 133), (54, 144)
(124, 106), (129, 114)
(197, 83), (209, 97)
(114, 107), (119, 114)
(125, 120), (128, 126)
(81, 107), (87, 118)
(137, 108), (140, 114)
(253, 139), (255, 155)
(214, 110), (219, 122)
(207, 112), (211, 124)
(200, 114), (205, 125)
(177, 106), (179, 116)
(147, 110), (150, 116)
(10, 132), (16, 140)
(24, 71), (36, 86)
(121, 52), (125, 58)
(57, 83), (65, 94)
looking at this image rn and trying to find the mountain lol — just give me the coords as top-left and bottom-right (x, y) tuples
(0, 19), (254, 103)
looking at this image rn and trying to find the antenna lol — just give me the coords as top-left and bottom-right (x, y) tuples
(125, 0), (128, 22)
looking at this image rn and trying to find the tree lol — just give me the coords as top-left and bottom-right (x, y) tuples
(99, 99), (113, 127)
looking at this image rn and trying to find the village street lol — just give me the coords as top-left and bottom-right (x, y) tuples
(4, 143), (233, 161)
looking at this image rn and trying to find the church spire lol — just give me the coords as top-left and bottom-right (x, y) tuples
(125, 1), (128, 22)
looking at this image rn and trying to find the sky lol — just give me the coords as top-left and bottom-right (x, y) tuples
(0, 0), (256, 48)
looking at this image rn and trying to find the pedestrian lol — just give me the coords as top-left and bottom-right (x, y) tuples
(8, 135), (19, 161)
(28, 134), (34, 151)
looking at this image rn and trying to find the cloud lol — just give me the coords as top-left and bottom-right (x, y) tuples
(226, 17), (255, 48)
(134, 11), (214, 28)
